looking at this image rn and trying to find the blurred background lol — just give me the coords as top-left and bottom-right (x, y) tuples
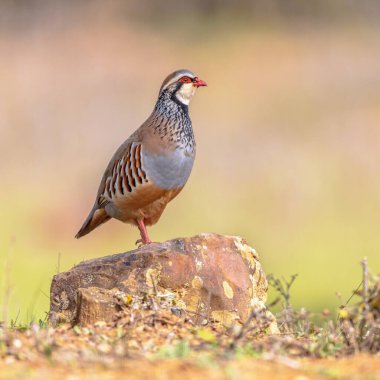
(1, 0), (379, 324)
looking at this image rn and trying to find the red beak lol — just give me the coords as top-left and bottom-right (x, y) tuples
(193, 77), (207, 87)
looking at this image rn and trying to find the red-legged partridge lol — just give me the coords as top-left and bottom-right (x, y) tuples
(75, 69), (207, 244)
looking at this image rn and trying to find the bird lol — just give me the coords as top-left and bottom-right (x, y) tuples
(75, 69), (207, 244)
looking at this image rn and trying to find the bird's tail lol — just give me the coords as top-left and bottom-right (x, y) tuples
(75, 207), (111, 239)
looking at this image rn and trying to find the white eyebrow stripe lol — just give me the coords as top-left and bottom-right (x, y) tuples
(161, 72), (195, 91)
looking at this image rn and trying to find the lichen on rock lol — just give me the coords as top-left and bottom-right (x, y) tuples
(49, 233), (277, 331)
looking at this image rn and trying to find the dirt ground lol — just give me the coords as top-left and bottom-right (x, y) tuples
(2, 273), (380, 380)
(0, 354), (379, 380)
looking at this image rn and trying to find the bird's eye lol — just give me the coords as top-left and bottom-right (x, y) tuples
(180, 76), (192, 83)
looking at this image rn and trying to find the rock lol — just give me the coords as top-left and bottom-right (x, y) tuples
(75, 287), (119, 325)
(48, 233), (277, 330)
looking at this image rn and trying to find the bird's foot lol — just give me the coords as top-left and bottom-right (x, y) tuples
(135, 238), (152, 247)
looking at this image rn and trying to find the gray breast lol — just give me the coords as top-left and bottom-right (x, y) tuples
(142, 147), (195, 190)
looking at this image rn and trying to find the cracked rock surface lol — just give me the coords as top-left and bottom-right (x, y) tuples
(49, 233), (276, 329)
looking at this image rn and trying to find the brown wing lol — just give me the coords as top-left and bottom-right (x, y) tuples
(76, 116), (169, 238)
(75, 139), (149, 238)
(98, 141), (149, 204)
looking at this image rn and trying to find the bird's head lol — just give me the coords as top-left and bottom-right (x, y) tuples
(159, 69), (207, 106)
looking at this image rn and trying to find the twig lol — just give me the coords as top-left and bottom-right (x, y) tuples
(229, 308), (269, 350)
(337, 279), (363, 323)
(2, 237), (15, 327)
(149, 273), (158, 296)
(183, 308), (208, 320)
(358, 257), (369, 345)
(361, 258), (369, 315)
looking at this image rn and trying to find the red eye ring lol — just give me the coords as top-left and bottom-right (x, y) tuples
(179, 76), (192, 83)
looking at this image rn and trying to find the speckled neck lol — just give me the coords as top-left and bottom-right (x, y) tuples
(152, 89), (196, 153)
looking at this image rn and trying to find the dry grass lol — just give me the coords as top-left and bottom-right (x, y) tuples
(1, 260), (379, 359)
(0, 260), (379, 380)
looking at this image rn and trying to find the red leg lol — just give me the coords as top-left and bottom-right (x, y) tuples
(136, 219), (152, 245)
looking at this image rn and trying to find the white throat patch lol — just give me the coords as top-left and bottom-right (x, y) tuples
(175, 83), (196, 105)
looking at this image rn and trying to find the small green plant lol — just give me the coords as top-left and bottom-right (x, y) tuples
(234, 344), (262, 358)
(38, 318), (48, 329)
(156, 340), (191, 359)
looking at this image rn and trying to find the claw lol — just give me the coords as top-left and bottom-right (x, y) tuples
(135, 238), (152, 247)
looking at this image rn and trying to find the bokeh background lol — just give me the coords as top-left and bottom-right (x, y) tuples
(1, 0), (379, 324)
